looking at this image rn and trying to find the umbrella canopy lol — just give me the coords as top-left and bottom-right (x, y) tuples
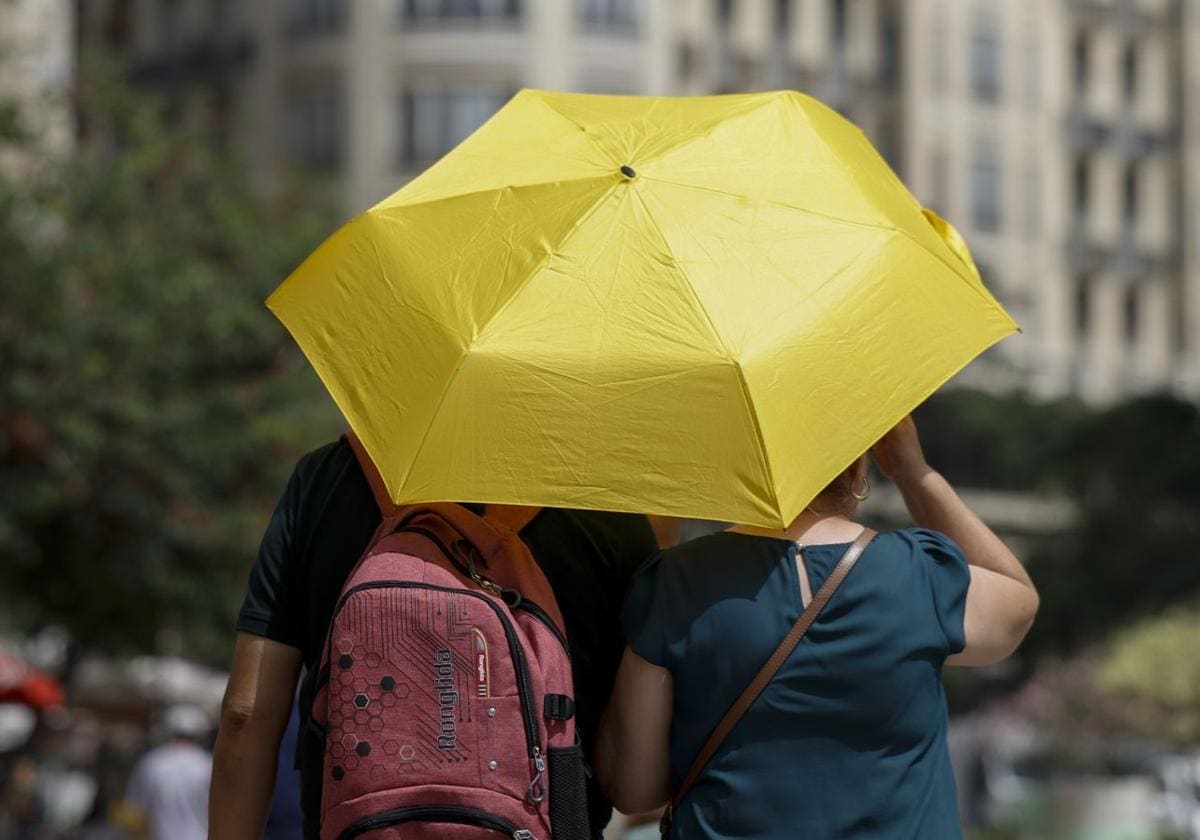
(269, 89), (1016, 528)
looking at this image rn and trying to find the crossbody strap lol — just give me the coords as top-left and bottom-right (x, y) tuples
(661, 527), (877, 834)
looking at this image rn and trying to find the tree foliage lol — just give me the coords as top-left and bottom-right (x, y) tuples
(0, 74), (340, 662)
(1098, 602), (1200, 747)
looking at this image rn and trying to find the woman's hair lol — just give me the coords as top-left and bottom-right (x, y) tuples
(812, 456), (864, 514)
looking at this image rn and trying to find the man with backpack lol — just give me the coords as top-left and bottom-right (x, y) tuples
(208, 437), (660, 839)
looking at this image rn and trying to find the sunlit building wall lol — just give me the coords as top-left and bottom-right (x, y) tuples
(235, 1), (675, 213)
(0, 0), (75, 163)
(67, 0), (1200, 403)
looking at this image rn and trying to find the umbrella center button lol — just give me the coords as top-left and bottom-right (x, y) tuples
(620, 165), (636, 179)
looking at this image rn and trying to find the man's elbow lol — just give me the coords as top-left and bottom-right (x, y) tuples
(218, 688), (264, 740)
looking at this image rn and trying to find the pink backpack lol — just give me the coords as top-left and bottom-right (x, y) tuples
(310, 436), (588, 839)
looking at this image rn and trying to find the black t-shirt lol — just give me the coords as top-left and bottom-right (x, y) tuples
(236, 438), (658, 836)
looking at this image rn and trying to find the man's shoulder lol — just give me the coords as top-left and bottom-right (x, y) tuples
(285, 437), (363, 508)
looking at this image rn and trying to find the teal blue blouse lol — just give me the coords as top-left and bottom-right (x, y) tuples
(621, 528), (969, 839)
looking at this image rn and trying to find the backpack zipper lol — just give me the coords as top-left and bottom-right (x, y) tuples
(337, 804), (534, 839)
(502, 590), (570, 657)
(329, 580), (543, 799)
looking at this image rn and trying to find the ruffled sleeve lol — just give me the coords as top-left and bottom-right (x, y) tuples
(910, 528), (970, 655)
(620, 554), (671, 667)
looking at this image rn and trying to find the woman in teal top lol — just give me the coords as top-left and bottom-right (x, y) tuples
(596, 417), (1040, 839)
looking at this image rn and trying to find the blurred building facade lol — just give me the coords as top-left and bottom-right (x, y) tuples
(55, 0), (1200, 403)
(0, 0), (75, 161)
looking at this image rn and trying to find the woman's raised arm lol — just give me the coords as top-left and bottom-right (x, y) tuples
(872, 417), (1040, 667)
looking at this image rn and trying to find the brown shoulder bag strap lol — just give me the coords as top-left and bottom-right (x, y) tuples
(661, 527), (877, 835)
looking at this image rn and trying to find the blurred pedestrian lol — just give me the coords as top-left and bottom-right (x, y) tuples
(123, 705), (212, 840)
(0, 751), (51, 840)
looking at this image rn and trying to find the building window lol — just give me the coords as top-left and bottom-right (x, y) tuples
(831, 0), (848, 55)
(400, 88), (511, 166)
(776, 0), (791, 31)
(970, 24), (1000, 102)
(579, 0), (637, 32)
(930, 12), (948, 95)
(286, 86), (343, 169)
(1122, 162), (1138, 224)
(401, 0), (521, 23)
(1121, 42), (1138, 102)
(1073, 31), (1090, 94)
(287, 0), (346, 34)
(876, 118), (902, 176)
(971, 153), (1001, 232)
(1123, 285), (1139, 344)
(880, 5), (901, 86)
(1022, 34), (1040, 110)
(929, 149), (949, 213)
(1023, 163), (1040, 238)
(1075, 274), (1092, 339)
(1073, 155), (1090, 216)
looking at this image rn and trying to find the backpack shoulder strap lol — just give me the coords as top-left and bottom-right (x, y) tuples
(484, 504), (542, 536)
(661, 528), (877, 834)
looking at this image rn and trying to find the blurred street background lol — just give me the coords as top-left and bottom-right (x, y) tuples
(1, 1), (1199, 838)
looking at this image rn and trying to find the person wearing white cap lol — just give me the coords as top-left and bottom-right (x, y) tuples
(124, 705), (213, 840)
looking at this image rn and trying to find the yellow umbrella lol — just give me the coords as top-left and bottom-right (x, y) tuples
(268, 89), (1016, 528)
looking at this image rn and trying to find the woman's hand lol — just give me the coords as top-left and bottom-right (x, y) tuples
(871, 416), (931, 485)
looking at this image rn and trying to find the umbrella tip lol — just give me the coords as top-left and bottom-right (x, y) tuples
(620, 165), (636, 179)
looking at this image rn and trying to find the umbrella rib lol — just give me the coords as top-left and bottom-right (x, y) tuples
(370, 173), (619, 216)
(634, 92), (782, 170)
(394, 179), (624, 498)
(785, 102), (1010, 314)
(530, 94), (622, 168)
(644, 177), (1008, 315)
(629, 187), (783, 527)
(645, 175), (900, 237)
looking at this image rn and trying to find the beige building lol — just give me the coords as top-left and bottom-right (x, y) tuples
(233, 1), (677, 213)
(0, 0), (75, 163)
(66, 0), (1200, 402)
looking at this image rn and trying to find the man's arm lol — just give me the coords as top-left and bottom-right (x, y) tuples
(209, 632), (302, 840)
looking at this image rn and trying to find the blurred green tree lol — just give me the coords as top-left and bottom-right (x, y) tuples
(917, 391), (1200, 674)
(0, 71), (340, 662)
(1098, 602), (1200, 747)
(1027, 395), (1200, 656)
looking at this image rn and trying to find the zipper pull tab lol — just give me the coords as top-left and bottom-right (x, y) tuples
(526, 747), (546, 803)
(512, 831), (535, 840)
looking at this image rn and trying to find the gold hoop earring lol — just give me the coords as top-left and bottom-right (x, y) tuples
(852, 476), (870, 501)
